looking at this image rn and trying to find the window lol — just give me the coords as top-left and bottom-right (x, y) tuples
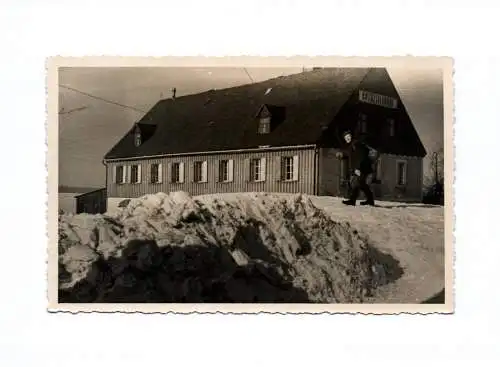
(134, 132), (142, 147)
(115, 165), (125, 184)
(359, 113), (368, 133)
(219, 160), (229, 182)
(193, 161), (207, 183)
(218, 159), (233, 182)
(396, 161), (407, 186)
(130, 164), (141, 184)
(150, 163), (162, 184)
(282, 156), (299, 181)
(250, 158), (266, 182)
(283, 157), (294, 181)
(171, 162), (184, 183)
(258, 117), (271, 134)
(388, 118), (396, 137)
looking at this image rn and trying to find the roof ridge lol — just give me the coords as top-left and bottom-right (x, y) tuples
(153, 67), (373, 104)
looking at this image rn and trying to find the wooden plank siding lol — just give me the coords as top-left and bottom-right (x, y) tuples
(75, 188), (107, 214)
(105, 147), (318, 198)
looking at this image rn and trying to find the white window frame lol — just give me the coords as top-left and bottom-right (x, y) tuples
(150, 163), (162, 184)
(171, 162), (184, 183)
(396, 160), (407, 186)
(134, 132), (142, 147)
(130, 164), (141, 184)
(219, 159), (234, 182)
(282, 156), (298, 182)
(250, 158), (266, 182)
(219, 160), (229, 182)
(193, 161), (208, 183)
(115, 165), (126, 184)
(258, 117), (271, 134)
(193, 161), (203, 183)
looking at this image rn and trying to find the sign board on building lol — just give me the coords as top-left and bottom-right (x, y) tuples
(359, 90), (398, 109)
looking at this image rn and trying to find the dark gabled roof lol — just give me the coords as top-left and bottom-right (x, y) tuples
(104, 68), (371, 159)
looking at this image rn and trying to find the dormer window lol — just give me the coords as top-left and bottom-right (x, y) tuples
(133, 125), (142, 147)
(258, 116), (271, 134)
(134, 132), (142, 147)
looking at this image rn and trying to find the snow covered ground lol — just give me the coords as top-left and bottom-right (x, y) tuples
(310, 196), (445, 303)
(57, 192), (445, 304)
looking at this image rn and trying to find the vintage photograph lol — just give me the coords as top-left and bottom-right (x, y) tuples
(48, 57), (453, 312)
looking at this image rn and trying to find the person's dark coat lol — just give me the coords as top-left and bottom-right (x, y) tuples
(345, 139), (374, 175)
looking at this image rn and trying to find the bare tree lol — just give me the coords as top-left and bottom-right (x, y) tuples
(430, 148), (444, 185)
(423, 148), (444, 204)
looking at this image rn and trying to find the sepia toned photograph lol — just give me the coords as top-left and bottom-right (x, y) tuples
(48, 57), (453, 313)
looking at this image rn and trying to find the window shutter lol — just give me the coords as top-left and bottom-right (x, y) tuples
(215, 160), (220, 182)
(275, 156), (281, 181)
(228, 159), (234, 182)
(244, 159), (250, 182)
(293, 155), (299, 181)
(158, 163), (163, 183)
(137, 164), (142, 184)
(126, 165), (131, 183)
(167, 162), (172, 183)
(202, 161), (208, 182)
(189, 163), (194, 182)
(179, 162), (185, 183)
(112, 166), (117, 183)
(261, 157), (267, 181)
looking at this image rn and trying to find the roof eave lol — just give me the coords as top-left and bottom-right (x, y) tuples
(103, 144), (318, 163)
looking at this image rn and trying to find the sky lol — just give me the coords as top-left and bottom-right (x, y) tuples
(58, 66), (444, 190)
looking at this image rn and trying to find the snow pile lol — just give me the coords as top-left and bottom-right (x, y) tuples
(58, 191), (390, 303)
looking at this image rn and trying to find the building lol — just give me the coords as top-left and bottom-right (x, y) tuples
(103, 68), (426, 212)
(75, 188), (107, 214)
(58, 186), (100, 214)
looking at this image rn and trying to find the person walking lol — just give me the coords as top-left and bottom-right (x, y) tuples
(341, 130), (376, 206)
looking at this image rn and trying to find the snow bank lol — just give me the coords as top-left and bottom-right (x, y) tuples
(58, 191), (392, 303)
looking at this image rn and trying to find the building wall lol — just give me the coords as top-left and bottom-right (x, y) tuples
(76, 189), (107, 214)
(377, 155), (423, 202)
(318, 149), (423, 201)
(105, 147), (317, 200)
(317, 148), (342, 196)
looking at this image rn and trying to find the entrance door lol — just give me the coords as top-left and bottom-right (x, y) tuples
(339, 157), (350, 197)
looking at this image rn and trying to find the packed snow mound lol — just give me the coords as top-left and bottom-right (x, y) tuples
(58, 191), (393, 303)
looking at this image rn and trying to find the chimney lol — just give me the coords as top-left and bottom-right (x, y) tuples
(171, 87), (177, 100)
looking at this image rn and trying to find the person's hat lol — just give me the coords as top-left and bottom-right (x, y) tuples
(342, 130), (352, 138)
